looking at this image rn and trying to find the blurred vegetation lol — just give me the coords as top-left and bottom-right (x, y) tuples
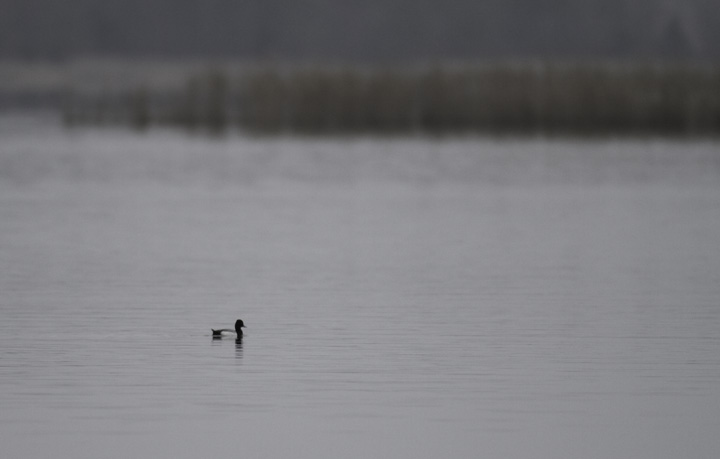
(62, 62), (720, 136)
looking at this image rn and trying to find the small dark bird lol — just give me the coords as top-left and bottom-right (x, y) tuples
(212, 319), (245, 337)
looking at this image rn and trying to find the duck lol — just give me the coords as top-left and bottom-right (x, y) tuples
(212, 319), (245, 337)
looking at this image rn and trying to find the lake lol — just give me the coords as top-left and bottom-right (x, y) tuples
(1, 114), (720, 459)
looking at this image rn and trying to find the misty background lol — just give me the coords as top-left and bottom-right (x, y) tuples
(1, 0), (717, 61)
(2, 0), (720, 135)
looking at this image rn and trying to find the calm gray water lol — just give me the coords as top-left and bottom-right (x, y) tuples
(1, 115), (720, 458)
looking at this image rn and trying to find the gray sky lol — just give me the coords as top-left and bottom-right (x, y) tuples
(1, 0), (718, 61)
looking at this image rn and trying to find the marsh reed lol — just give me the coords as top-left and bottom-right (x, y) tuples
(62, 62), (720, 136)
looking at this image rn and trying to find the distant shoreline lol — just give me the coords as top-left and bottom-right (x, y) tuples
(2, 60), (719, 136)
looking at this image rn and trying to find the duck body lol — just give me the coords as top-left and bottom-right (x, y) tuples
(212, 319), (245, 337)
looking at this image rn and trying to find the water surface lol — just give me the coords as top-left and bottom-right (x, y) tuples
(1, 118), (720, 458)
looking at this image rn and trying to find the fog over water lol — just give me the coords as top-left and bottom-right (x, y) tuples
(1, 116), (719, 458)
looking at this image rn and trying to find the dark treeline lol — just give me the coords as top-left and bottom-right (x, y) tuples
(1, 0), (719, 61)
(62, 62), (720, 136)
